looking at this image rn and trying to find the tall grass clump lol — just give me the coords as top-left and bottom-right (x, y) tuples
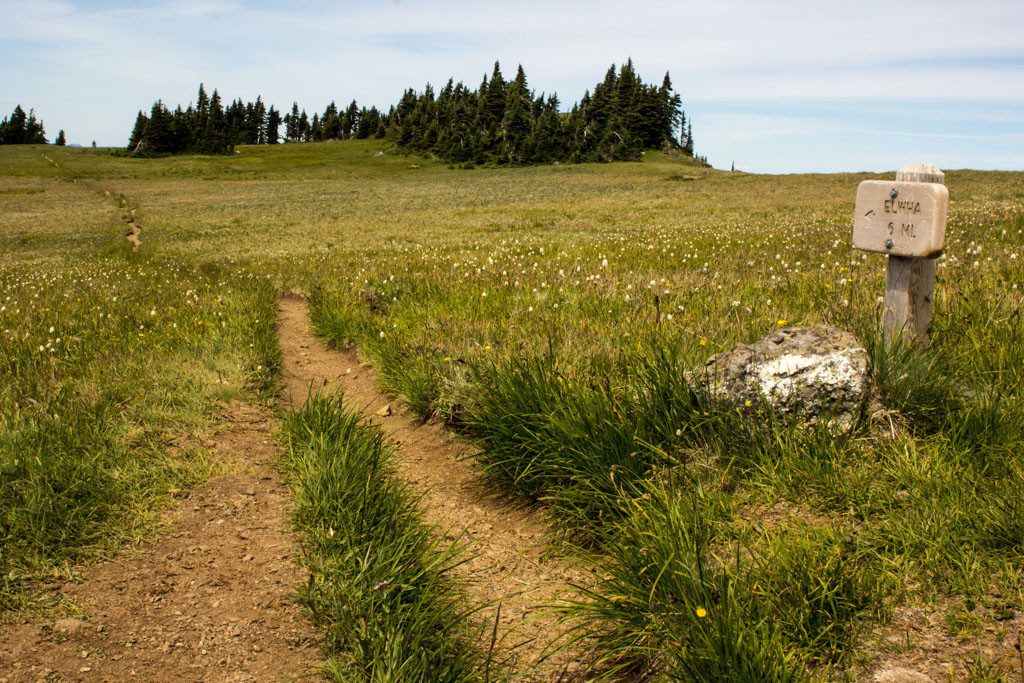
(461, 343), (716, 540)
(283, 392), (498, 682)
(459, 338), (859, 541)
(565, 477), (893, 680)
(867, 331), (965, 435)
(461, 340), (902, 674)
(564, 478), (805, 681)
(308, 288), (371, 349)
(747, 526), (893, 665)
(865, 324), (1020, 453)
(309, 288), (443, 418)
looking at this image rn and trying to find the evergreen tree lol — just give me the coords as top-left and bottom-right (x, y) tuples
(265, 106), (281, 144)
(309, 112), (322, 141)
(55, 130), (66, 146)
(0, 105), (48, 144)
(531, 97), (564, 163)
(500, 65), (533, 162)
(199, 89), (228, 153)
(2, 105), (29, 144)
(615, 59), (642, 135)
(253, 97), (267, 144)
(589, 66), (617, 130)
(196, 84), (209, 117)
(660, 72), (683, 143)
(481, 61), (507, 133)
(285, 103), (301, 142)
(26, 109), (45, 144)
(344, 100), (360, 139)
(142, 101), (174, 153)
(596, 116), (642, 162)
(355, 106), (380, 139)
(322, 101), (341, 140)
(194, 84), (209, 141)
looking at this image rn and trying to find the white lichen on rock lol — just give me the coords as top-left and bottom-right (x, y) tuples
(755, 350), (868, 402)
(697, 325), (871, 427)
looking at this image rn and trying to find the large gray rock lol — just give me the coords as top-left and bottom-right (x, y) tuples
(697, 324), (870, 427)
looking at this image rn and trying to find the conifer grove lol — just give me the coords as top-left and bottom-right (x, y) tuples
(125, 60), (702, 165)
(0, 106), (48, 145)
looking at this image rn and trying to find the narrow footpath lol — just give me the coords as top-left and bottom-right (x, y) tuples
(0, 403), (321, 682)
(277, 293), (589, 681)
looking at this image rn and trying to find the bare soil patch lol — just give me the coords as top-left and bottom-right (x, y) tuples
(0, 402), (320, 682)
(277, 293), (589, 680)
(857, 599), (1024, 681)
(126, 215), (142, 250)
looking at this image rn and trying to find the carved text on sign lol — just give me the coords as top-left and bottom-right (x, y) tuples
(853, 180), (948, 258)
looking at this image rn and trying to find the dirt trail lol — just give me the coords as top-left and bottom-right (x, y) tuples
(126, 217), (142, 250)
(43, 154), (142, 251)
(277, 294), (589, 680)
(101, 190), (142, 250)
(0, 402), (321, 682)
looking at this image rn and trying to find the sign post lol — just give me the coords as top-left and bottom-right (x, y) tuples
(852, 163), (948, 347)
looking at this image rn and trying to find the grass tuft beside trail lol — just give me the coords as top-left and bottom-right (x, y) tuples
(282, 392), (500, 682)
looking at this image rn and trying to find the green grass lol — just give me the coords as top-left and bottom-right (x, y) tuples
(2, 139), (1023, 676)
(282, 392), (498, 682)
(562, 477), (805, 681)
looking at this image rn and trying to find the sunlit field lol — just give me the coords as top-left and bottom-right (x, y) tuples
(2, 140), (1022, 679)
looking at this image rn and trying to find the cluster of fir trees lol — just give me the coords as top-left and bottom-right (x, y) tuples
(281, 101), (387, 142)
(0, 105), (49, 145)
(127, 85), (284, 155)
(127, 85), (390, 155)
(389, 60), (697, 165)
(125, 59), (702, 165)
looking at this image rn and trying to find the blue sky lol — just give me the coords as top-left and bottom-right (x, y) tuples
(1, 0), (1022, 172)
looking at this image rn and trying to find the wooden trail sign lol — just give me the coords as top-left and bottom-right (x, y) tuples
(853, 180), (948, 258)
(852, 163), (948, 346)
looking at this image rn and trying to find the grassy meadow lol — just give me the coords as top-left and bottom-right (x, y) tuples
(1, 140), (1022, 679)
